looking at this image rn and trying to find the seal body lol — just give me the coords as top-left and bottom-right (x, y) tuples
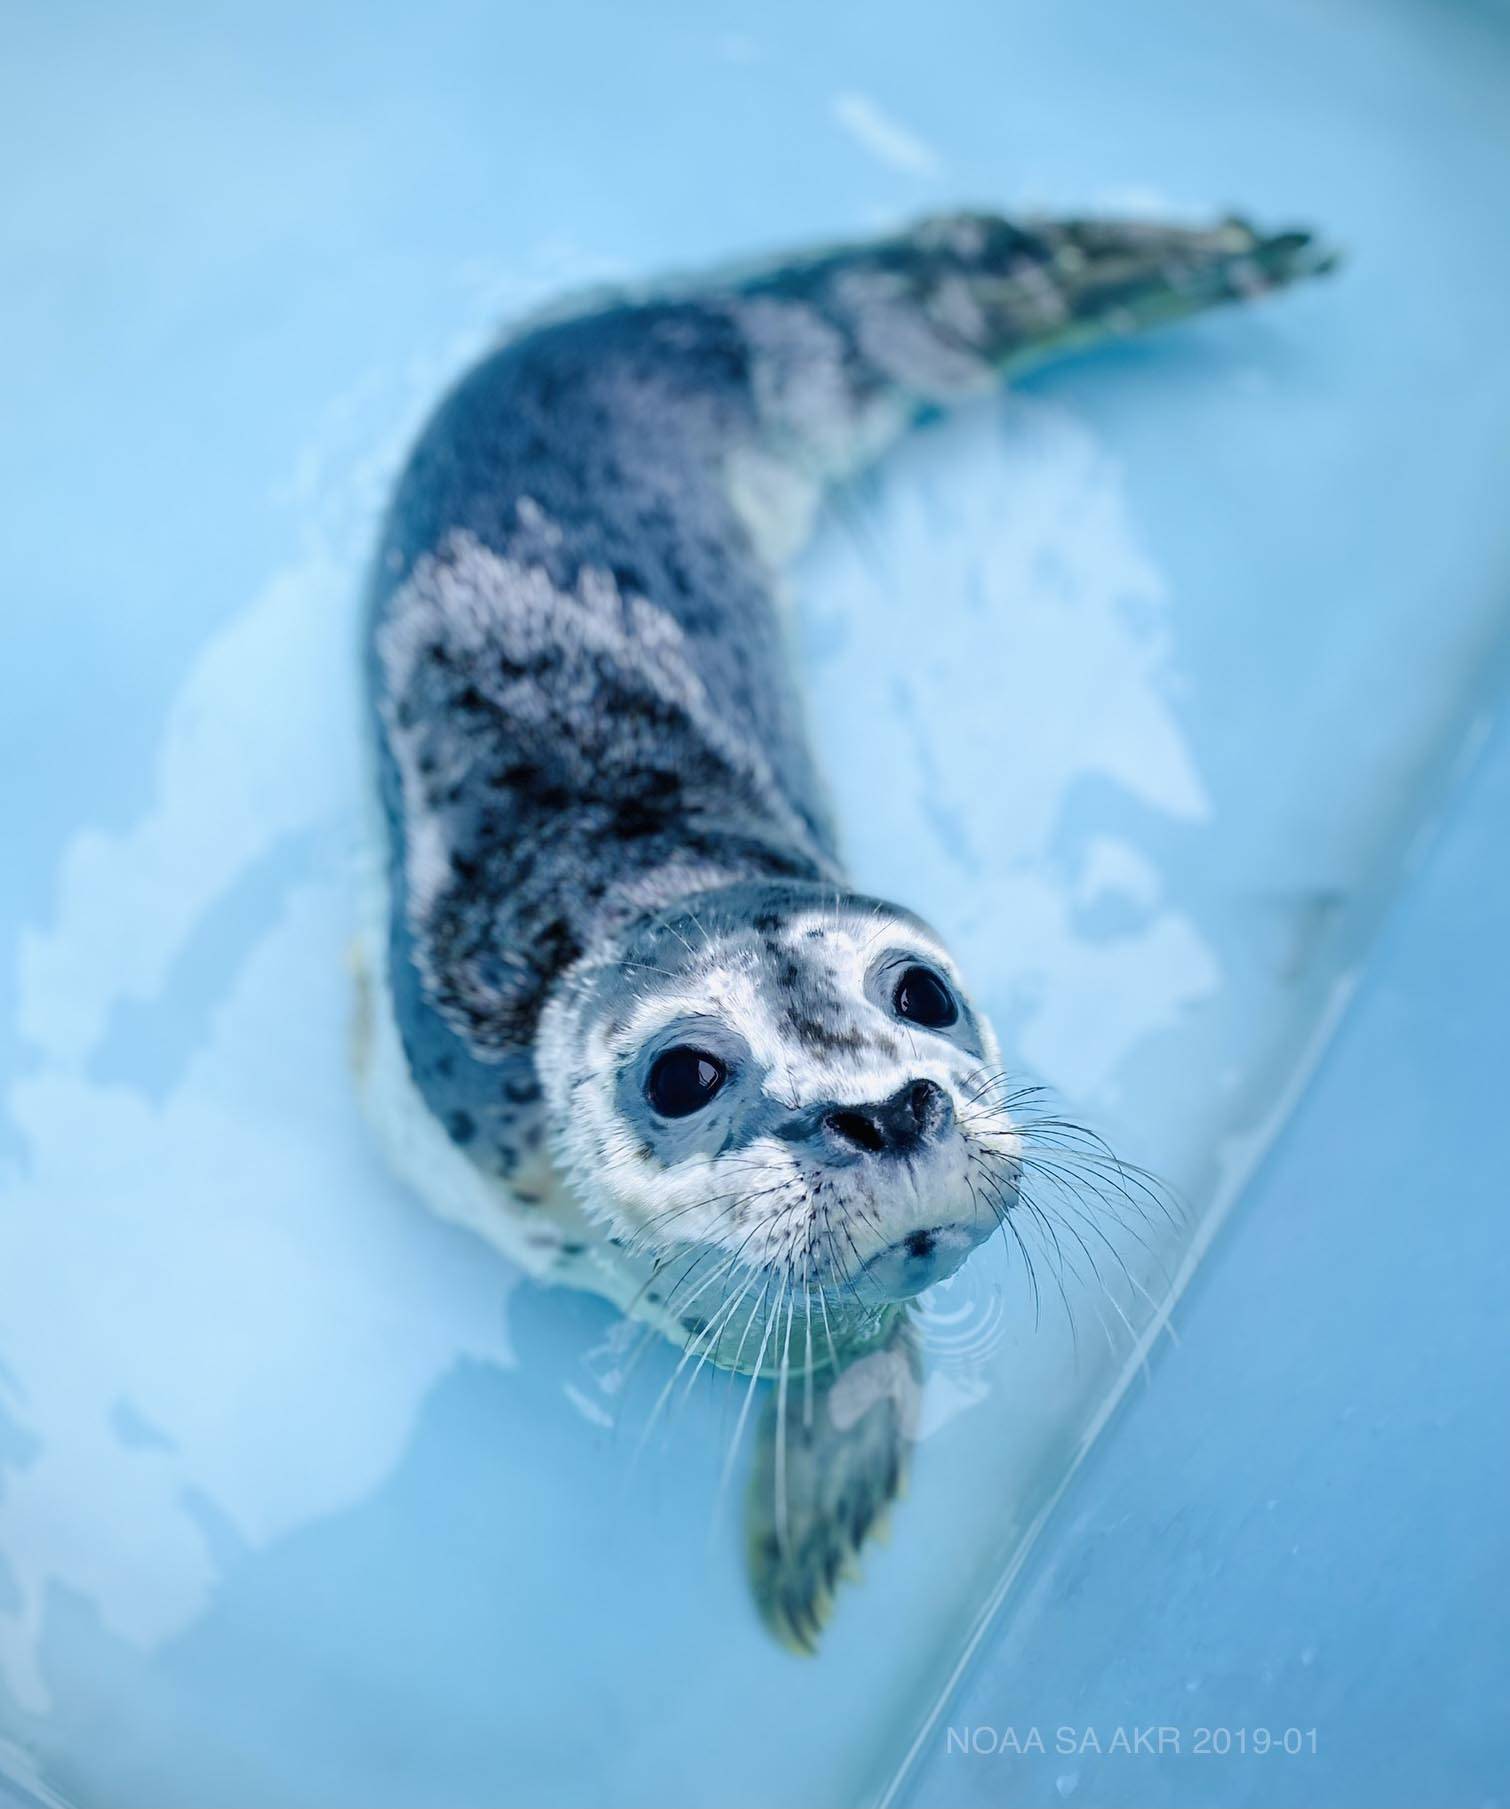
(358, 210), (1332, 1642)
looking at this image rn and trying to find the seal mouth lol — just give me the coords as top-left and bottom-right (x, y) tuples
(858, 1222), (984, 1300)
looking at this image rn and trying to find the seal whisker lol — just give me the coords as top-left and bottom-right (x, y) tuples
(801, 1267), (816, 1431)
(1022, 1167), (1178, 1326)
(627, 1183), (777, 1258)
(718, 1257), (788, 1513)
(1016, 1151), (1173, 1281)
(631, 1244), (768, 1460)
(1004, 1116), (1183, 1229)
(773, 1282), (797, 1555)
(976, 1154), (1080, 1337)
(974, 1155), (1041, 1327)
(1016, 1174), (1153, 1364)
(677, 1256), (769, 1410)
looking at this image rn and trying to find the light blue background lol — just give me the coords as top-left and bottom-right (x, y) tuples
(2, 1), (1508, 1805)
(898, 696), (1510, 1809)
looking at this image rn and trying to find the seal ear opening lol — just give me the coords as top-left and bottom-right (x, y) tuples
(745, 1310), (919, 1652)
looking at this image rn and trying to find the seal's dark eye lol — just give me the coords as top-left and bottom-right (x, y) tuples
(646, 1046), (728, 1117)
(893, 966), (958, 1029)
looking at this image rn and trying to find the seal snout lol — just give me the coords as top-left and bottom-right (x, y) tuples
(822, 1078), (951, 1159)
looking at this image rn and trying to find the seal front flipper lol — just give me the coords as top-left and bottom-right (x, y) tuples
(745, 1309), (920, 1652)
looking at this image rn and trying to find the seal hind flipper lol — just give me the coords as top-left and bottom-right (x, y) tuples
(984, 214), (1339, 374)
(745, 1310), (920, 1652)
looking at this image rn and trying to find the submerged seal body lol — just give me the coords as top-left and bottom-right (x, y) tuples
(358, 210), (1331, 1643)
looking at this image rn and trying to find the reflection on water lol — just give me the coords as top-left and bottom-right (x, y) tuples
(0, 552), (518, 1714)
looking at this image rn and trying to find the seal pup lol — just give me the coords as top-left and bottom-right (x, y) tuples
(357, 210), (1333, 1646)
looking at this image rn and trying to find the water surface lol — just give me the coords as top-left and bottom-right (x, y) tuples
(3, 0), (1509, 1802)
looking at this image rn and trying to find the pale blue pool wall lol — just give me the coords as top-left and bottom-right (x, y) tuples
(4, 0), (1510, 1804)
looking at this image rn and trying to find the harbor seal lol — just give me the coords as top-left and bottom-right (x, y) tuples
(356, 210), (1333, 1646)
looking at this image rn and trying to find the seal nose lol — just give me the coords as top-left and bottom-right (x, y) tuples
(824, 1079), (951, 1157)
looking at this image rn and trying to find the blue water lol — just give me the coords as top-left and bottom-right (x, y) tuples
(899, 662), (1510, 1809)
(2, 1), (1508, 1804)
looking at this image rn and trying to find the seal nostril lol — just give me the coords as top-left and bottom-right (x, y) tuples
(906, 1079), (941, 1127)
(826, 1109), (887, 1153)
(826, 1081), (951, 1156)
(905, 1229), (937, 1260)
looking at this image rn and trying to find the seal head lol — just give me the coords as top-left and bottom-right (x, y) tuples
(540, 879), (1020, 1355)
